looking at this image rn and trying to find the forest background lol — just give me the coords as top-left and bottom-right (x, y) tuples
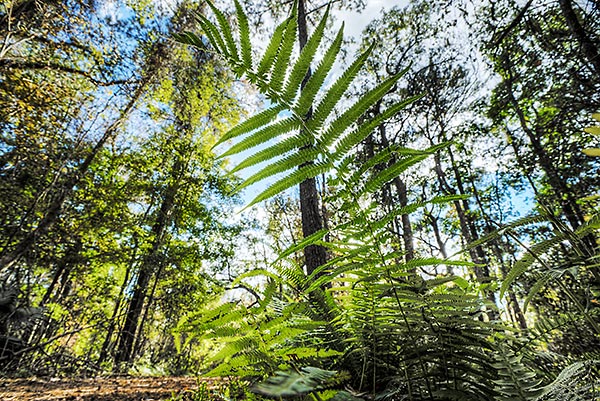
(0, 0), (599, 400)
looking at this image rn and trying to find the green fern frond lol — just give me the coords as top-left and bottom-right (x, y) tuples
(195, 14), (228, 56)
(246, 162), (330, 208)
(283, 4), (330, 100)
(321, 67), (409, 147)
(257, 20), (289, 79)
(295, 25), (344, 115)
(270, 3), (298, 94)
(171, 31), (205, 49)
(229, 133), (309, 173)
(332, 94), (423, 161)
(359, 154), (428, 196)
(274, 228), (329, 263)
(220, 117), (301, 158)
(216, 105), (285, 147)
(308, 43), (375, 132)
(500, 232), (569, 297)
(492, 344), (542, 401)
(252, 366), (339, 398)
(536, 360), (600, 401)
(233, 0), (252, 70)
(206, 0), (239, 64)
(234, 146), (322, 193)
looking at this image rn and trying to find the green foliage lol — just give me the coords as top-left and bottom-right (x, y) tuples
(535, 360), (600, 401)
(175, 0), (418, 208)
(173, 2), (517, 400)
(252, 366), (340, 398)
(492, 343), (542, 401)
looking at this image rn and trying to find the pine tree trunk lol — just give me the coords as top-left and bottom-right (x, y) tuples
(297, 0), (327, 278)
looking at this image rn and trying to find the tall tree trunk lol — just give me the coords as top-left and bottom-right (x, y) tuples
(500, 53), (587, 231)
(432, 151), (498, 313)
(557, 0), (600, 73)
(97, 233), (142, 366)
(297, 0), (327, 278)
(468, 175), (528, 329)
(376, 105), (415, 263)
(114, 156), (182, 369)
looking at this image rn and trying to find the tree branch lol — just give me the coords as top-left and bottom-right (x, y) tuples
(0, 58), (133, 86)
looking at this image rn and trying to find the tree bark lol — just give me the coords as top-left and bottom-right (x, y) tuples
(114, 154), (182, 368)
(297, 0), (327, 278)
(557, 0), (600, 74)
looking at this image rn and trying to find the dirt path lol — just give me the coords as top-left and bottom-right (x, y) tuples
(0, 376), (220, 400)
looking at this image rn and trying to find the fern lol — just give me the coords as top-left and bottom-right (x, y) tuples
(535, 360), (600, 401)
(252, 366), (340, 397)
(176, 0), (413, 208)
(175, 3), (509, 400)
(492, 343), (542, 401)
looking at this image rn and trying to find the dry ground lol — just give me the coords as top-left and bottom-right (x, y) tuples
(0, 376), (220, 400)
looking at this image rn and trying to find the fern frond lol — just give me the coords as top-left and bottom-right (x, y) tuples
(274, 228), (329, 263)
(536, 360), (600, 401)
(220, 117), (301, 158)
(216, 105), (285, 147)
(500, 232), (570, 297)
(229, 133), (309, 173)
(252, 366), (339, 397)
(246, 162), (330, 208)
(171, 31), (205, 49)
(195, 14), (228, 56)
(206, 0), (239, 63)
(257, 20), (289, 79)
(321, 67), (409, 148)
(492, 344), (542, 401)
(234, 0), (252, 70)
(295, 25), (344, 115)
(283, 4), (330, 100)
(234, 146), (322, 192)
(332, 94), (423, 161)
(359, 154), (428, 196)
(269, 2), (298, 94)
(307, 43), (375, 132)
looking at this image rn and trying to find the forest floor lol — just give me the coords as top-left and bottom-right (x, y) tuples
(0, 376), (222, 400)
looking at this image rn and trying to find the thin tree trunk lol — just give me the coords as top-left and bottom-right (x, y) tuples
(432, 151), (498, 314)
(501, 53), (586, 231)
(425, 210), (449, 260)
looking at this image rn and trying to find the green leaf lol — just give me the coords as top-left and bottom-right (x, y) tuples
(257, 20), (289, 78)
(582, 147), (600, 156)
(220, 117), (301, 158)
(308, 43), (375, 132)
(234, 0), (252, 70)
(282, 4), (330, 100)
(270, 3), (298, 94)
(234, 146), (322, 192)
(196, 14), (228, 56)
(215, 105), (285, 147)
(206, 0), (239, 62)
(245, 162), (330, 208)
(295, 24), (344, 116)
